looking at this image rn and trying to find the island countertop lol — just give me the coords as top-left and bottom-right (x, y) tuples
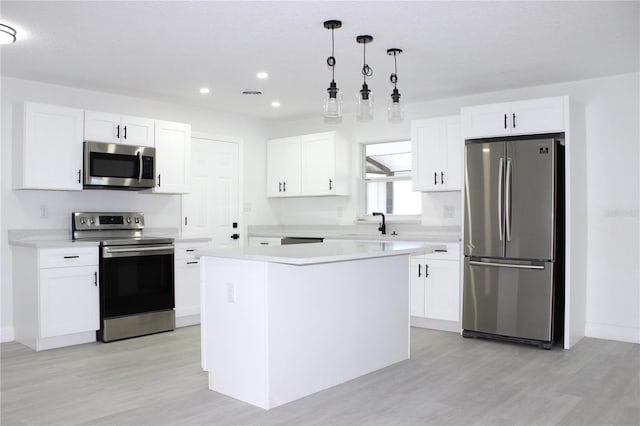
(198, 240), (445, 265)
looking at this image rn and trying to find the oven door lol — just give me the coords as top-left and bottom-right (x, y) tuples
(100, 244), (175, 319)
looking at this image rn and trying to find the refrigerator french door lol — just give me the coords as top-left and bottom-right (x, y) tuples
(462, 137), (562, 347)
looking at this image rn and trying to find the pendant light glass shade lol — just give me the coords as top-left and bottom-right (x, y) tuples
(356, 35), (374, 122)
(387, 48), (404, 123)
(323, 81), (343, 124)
(0, 23), (17, 45)
(323, 20), (343, 123)
(388, 88), (404, 123)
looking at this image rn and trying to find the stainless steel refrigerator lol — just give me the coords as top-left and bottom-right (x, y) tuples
(462, 137), (564, 349)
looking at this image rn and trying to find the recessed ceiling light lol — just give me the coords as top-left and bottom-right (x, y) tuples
(199, 87), (210, 94)
(242, 90), (262, 95)
(271, 101), (281, 108)
(257, 72), (269, 79)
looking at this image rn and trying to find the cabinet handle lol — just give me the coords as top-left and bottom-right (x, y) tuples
(184, 216), (188, 226)
(279, 182), (282, 192)
(329, 179), (333, 190)
(504, 114), (507, 129)
(425, 264), (429, 278)
(158, 174), (161, 187)
(77, 169), (81, 184)
(186, 261), (199, 265)
(434, 172), (437, 185)
(64, 255), (80, 259)
(512, 113), (516, 128)
(123, 125), (127, 139)
(186, 249), (195, 252)
(441, 172), (444, 184)
(94, 271), (98, 287)
(283, 181), (286, 192)
(116, 124), (120, 139)
(418, 263), (422, 278)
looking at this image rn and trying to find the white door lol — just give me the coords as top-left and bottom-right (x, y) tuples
(182, 136), (240, 247)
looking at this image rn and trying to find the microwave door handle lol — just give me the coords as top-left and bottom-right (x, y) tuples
(137, 151), (143, 183)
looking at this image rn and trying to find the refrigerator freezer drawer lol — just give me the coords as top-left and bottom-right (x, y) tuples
(462, 258), (554, 342)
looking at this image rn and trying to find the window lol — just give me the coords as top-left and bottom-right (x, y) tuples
(362, 140), (421, 216)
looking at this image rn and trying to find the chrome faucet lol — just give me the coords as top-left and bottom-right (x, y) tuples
(372, 212), (386, 235)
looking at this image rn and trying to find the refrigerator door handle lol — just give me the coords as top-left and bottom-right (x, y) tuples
(469, 260), (545, 270)
(506, 157), (512, 241)
(498, 157), (504, 241)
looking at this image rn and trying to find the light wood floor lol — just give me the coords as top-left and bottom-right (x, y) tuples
(2, 326), (638, 426)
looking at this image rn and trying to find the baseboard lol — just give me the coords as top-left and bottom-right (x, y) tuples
(1, 326), (15, 343)
(411, 316), (460, 333)
(585, 322), (640, 344)
(176, 314), (200, 328)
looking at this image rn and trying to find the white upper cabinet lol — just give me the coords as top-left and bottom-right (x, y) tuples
(267, 136), (302, 197)
(412, 115), (463, 192)
(267, 131), (350, 198)
(14, 102), (84, 191)
(151, 120), (191, 194)
(84, 110), (154, 147)
(461, 96), (565, 139)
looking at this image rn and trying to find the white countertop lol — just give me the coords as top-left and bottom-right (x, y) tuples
(198, 241), (446, 265)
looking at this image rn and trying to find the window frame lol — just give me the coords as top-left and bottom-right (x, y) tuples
(358, 140), (422, 222)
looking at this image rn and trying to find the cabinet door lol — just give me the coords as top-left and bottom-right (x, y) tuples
(461, 102), (511, 139)
(20, 102), (84, 190)
(84, 110), (120, 143)
(153, 120), (191, 194)
(175, 258), (201, 318)
(424, 259), (460, 322)
(441, 116), (463, 191)
(410, 256), (425, 317)
(411, 118), (442, 191)
(266, 137), (301, 197)
(510, 97), (564, 136)
(39, 266), (99, 338)
(121, 115), (155, 147)
(301, 132), (336, 195)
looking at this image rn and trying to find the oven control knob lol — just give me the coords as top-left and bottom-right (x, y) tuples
(89, 217), (96, 225)
(80, 217), (86, 225)
(134, 217), (140, 224)
(127, 217), (132, 224)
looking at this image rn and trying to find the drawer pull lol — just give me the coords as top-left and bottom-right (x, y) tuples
(185, 249), (195, 252)
(186, 261), (199, 265)
(63, 255), (80, 259)
(434, 249), (448, 253)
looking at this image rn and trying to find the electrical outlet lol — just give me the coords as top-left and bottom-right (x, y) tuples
(227, 283), (236, 303)
(40, 205), (48, 219)
(443, 205), (455, 219)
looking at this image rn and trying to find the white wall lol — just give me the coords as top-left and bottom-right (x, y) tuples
(0, 77), (276, 341)
(268, 73), (640, 344)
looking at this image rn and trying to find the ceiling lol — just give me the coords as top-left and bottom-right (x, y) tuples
(1, 1), (638, 121)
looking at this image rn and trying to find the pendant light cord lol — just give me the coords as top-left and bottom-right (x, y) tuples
(390, 51), (398, 88)
(361, 41), (373, 81)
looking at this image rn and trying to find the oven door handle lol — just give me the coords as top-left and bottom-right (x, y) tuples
(102, 245), (174, 258)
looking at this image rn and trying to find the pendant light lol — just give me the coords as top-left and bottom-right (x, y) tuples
(387, 48), (404, 123)
(323, 20), (343, 124)
(0, 23), (17, 45)
(356, 35), (374, 122)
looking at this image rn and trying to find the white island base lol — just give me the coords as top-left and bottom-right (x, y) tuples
(200, 245), (416, 410)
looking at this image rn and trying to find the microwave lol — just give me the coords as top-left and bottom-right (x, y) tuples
(83, 141), (156, 190)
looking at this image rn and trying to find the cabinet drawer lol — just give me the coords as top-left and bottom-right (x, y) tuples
(175, 241), (211, 260)
(424, 243), (460, 261)
(39, 247), (98, 269)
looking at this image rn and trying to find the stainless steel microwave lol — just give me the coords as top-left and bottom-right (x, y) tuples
(83, 141), (156, 190)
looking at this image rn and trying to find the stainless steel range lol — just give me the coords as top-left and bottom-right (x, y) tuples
(72, 212), (175, 342)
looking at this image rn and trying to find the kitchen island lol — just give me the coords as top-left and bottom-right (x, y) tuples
(198, 241), (445, 410)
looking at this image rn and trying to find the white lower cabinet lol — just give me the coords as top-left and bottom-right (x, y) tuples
(410, 243), (461, 331)
(13, 245), (99, 351)
(174, 240), (211, 327)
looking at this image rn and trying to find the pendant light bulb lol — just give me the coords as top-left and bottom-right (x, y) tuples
(356, 35), (374, 122)
(387, 48), (404, 123)
(323, 20), (343, 124)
